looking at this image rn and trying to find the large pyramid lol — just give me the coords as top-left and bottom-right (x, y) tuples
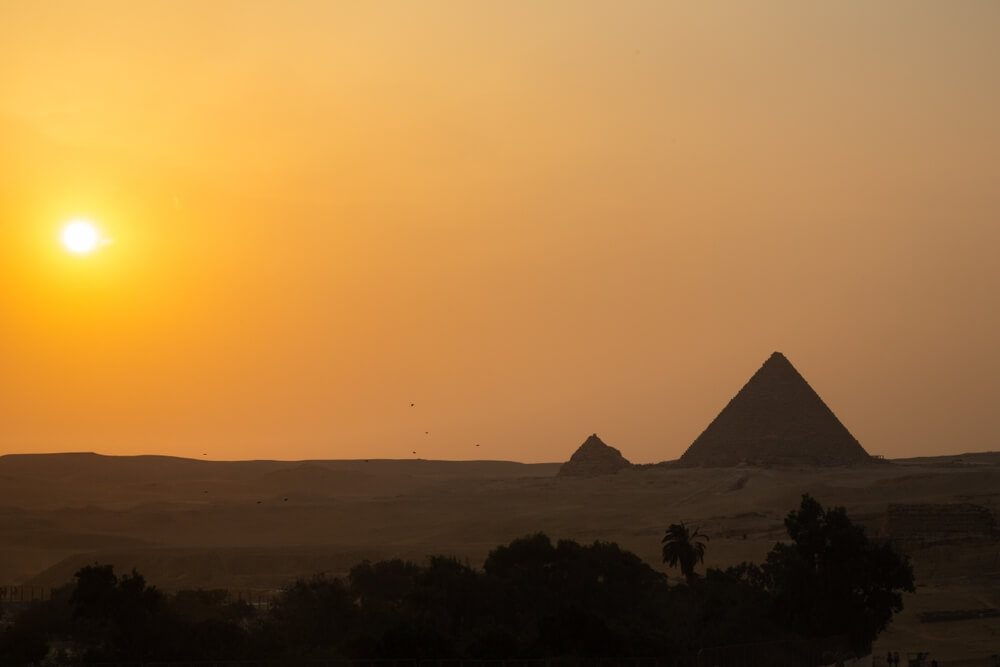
(680, 352), (871, 466)
(558, 434), (632, 476)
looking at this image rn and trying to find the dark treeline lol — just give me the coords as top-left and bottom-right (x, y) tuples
(0, 495), (914, 665)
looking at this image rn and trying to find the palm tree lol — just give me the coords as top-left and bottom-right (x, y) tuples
(661, 522), (709, 583)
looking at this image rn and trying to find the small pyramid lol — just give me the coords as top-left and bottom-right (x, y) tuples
(558, 434), (632, 477)
(680, 352), (870, 466)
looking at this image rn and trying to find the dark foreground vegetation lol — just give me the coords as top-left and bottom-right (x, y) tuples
(0, 495), (913, 665)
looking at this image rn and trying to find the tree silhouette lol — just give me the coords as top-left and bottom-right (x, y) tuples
(761, 494), (914, 647)
(69, 564), (171, 661)
(3, 507), (911, 662)
(661, 522), (709, 583)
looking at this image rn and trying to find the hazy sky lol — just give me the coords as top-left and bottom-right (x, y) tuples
(2, 1), (998, 463)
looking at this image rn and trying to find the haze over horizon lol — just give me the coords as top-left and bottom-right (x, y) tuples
(2, 1), (998, 464)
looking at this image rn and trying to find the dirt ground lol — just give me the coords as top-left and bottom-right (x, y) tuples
(2, 451), (998, 665)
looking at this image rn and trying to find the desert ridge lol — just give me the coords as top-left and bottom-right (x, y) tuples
(2, 449), (1000, 662)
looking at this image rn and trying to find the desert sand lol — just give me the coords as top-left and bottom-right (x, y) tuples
(1, 451), (999, 665)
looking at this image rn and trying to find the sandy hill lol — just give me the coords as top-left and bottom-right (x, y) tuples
(680, 352), (871, 466)
(0, 453), (559, 510)
(252, 464), (378, 495)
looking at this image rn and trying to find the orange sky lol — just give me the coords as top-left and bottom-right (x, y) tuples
(2, 1), (998, 463)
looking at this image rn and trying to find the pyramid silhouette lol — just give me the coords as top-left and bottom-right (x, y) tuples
(680, 352), (870, 466)
(558, 434), (632, 476)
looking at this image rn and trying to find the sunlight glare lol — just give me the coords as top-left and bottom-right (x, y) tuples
(61, 221), (102, 254)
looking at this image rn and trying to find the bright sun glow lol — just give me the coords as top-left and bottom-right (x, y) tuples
(61, 221), (102, 254)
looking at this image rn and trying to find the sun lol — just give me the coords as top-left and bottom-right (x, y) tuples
(61, 220), (103, 254)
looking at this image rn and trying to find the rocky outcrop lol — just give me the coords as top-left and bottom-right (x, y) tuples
(680, 352), (871, 467)
(558, 434), (632, 477)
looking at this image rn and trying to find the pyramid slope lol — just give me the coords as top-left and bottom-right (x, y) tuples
(558, 434), (632, 477)
(680, 352), (870, 466)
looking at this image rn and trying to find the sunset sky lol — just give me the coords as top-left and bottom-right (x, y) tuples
(2, 1), (998, 463)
